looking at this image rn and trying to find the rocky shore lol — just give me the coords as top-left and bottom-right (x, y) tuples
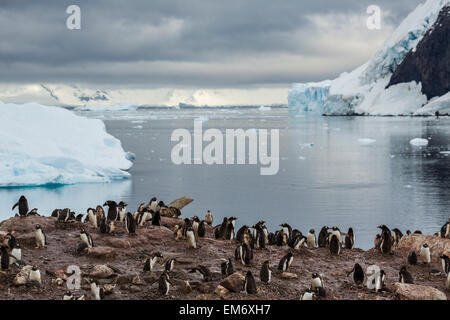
(0, 214), (448, 300)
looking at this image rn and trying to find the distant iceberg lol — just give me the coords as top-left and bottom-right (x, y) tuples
(0, 102), (134, 187)
(288, 0), (449, 116)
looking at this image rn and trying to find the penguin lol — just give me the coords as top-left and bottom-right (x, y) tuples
(236, 243), (253, 266)
(186, 226), (197, 249)
(6, 232), (17, 250)
(125, 212), (136, 235)
(103, 200), (119, 221)
(406, 230), (412, 236)
(148, 197), (158, 212)
(225, 217), (237, 240)
(347, 263), (364, 285)
(34, 224), (47, 248)
(216, 218), (228, 239)
(173, 225), (183, 241)
(398, 266), (414, 284)
(75, 214), (84, 222)
(318, 226), (329, 248)
(221, 258), (234, 276)
(1, 246), (9, 270)
(51, 209), (61, 218)
(63, 291), (74, 300)
(100, 218), (108, 234)
(9, 243), (22, 266)
(260, 260), (272, 284)
(197, 220), (206, 238)
(117, 201), (128, 222)
(159, 271), (171, 296)
(236, 226), (249, 244)
(183, 218), (193, 238)
(311, 273), (325, 297)
(252, 223), (266, 249)
(280, 223), (292, 242)
(205, 210), (213, 225)
(143, 252), (163, 272)
(344, 227), (355, 249)
(408, 251), (418, 265)
(90, 280), (104, 300)
(268, 232), (276, 245)
(378, 225), (393, 254)
(152, 211), (161, 226)
(330, 226), (342, 244)
(414, 230), (422, 234)
(243, 232), (253, 248)
(329, 234), (341, 255)
(374, 234), (381, 249)
(440, 254), (450, 275)
(191, 216), (200, 236)
(392, 228), (403, 245)
(420, 243), (431, 264)
(95, 205), (105, 227)
(274, 230), (284, 246)
(80, 228), (94, 248)
(278, 251), (294, 272)
(57, 208), (71, 222)
(27, 208), (40, 216)
(243, 271), (257, 294)
(290, 234), (307, 249)
(137, 208), (152, 227)
(440, 218), (450, 238)
(12, 195), (29, 217)
(307, 229), (316, 249)
(300, 289), (316, 300)
(375, 270), (386, 293)
(86, 208), (98, 228)
(165, 258), (176, 272)
(189, 265), (212, 281)
(28, 265), (42, 287)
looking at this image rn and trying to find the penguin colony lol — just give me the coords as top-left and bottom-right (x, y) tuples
(3, 195), (450, 300)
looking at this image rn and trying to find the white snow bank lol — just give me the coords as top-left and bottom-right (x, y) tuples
(288, 0), (449, 116)
(358, 138), (376, 145)
(74, 103), (138, 112)
(410, 138), (429, 146)
(414, 92), (450, 115)
(0, 102), (134, 187)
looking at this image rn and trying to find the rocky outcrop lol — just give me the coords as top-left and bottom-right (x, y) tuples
(388, 6), (450, 100)
(220, 273), (244, 293)
(394, 283), (447, 300)
(396, 234), (450, 262)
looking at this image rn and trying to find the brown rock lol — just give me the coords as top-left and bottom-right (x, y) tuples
(220, 272), (244, 293)
(104, 284), (116, 295)
(394, 283), (447, 300)
(281, 272), (298, 279)
(132, 275), (145, 285)
(396, 235), (450, 262)
(180, 280), (193, 294)
(214, 285), (230, 297)
(196, 294), (213, 300)
(89, 265), (115, 279)
(87, 246), (117, 259)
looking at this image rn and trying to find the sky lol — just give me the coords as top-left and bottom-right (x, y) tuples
(0, 0), (424, 106)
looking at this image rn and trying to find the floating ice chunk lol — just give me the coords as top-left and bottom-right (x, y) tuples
(358, 138), (376, 145)
(409, 138), (429, 146)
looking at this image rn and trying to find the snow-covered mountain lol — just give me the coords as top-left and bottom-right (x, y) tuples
(288, 0), (450, 116)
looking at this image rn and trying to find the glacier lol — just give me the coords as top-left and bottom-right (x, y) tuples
(0, 102), (134, 187)
(288, 0), (450, 116)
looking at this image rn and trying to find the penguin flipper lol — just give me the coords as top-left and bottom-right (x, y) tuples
(12, 202), (18, 211)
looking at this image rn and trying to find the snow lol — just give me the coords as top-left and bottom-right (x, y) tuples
(410, 138), (429, 146)
(288, 0), (450, 116)
(414, 92), (450, 115)
(358, 138), (376, 146)
(0, 102), (134, 187)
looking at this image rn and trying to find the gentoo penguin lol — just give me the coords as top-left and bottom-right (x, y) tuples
(197, 220), (206, 238)
(280, 223), (292, 242)
(398, 266), (414, 284)
(329, 234), (341, 255)
(182, 218), (193, 238)
(278, 251), (294, 271)
(205, 210), (213, 225)
(274, 230), (285, 246)
(253, 222), (266, 248)
(189, 265), (212, 281)
(420, 243), (431, 264)
(80, 228), (94, 248)
(186, 226), (197, 249)
(215, 218), (228, 239)
(330, 226), (342, 244)
(10, 243), (22, 266)
(86, 208), (98, 228)
(57, 208), (71, 222)
(173, 225), (183, 241)
(6, 232), (17, 250)
(117, 201), (128, 222)
(344, 228), (355, 249)
(148, 197), (158, 212)
(374, 234), (381, 249)
(243, 271), (257, 294)
(225, 217), (237, 240)
(29, 265), (42, 286)
(378, 225), (393, 254)
(90, 280), (104, 300)
(165, 258), (176, 272)
(221, 258), (234, 276)
(34, 224), (47, 248)
(235, 243), (253, 266)
(439, 219), (450, 238)
(236, 226), (249, 244)
(191, 216), (200, 235)
(290, 234), (307, 249)
(260, 260), (272, 284)
(63, 291), (74, 300)
(75, 214), (84, 222)
(300, 289), (316, 300)
(307, 229), (316, 249)
(408, 251), (418, 265)
(137, 208), (152, 227)
(152, 211), (161, 226)
(143, 252), (163, 272)
(1, 246), (9, 270)
(347, 263), (364, 285)
(318, 226), (329, 248)
(311, 273), (325, 297)
(12, 195), (29, 217)
(125, 212), (136, 235)
(28, 208), (40, 216)
(95, 205), (105, 227)
(392, 228), (403, 245)
(104, 200), (118, 221)
(440, 254), (450, 275)
(159, 271), (171, 296)
(375, 270), (386, 293)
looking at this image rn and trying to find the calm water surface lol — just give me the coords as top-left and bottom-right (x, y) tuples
(2, 108), (450, 249)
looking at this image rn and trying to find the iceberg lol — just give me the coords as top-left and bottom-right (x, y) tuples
(0, 102), (134, 187)
(288, 0), (449, 116)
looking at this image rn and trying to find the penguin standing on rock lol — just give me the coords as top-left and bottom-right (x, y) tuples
(159, 271), (171, 296)
(90, 280), (105, 300)
(236, 226), (249, 244)
(12, 196), (29, 217)
(221, 258), (234, 276)
(34, 224), (47, 248)
(205, 210), (213, 225)
(278, 251), (294, 272)
(440, 254), (449, 275)
(215, 218), (228, 239)
(28, 266), (42, 287)
(10, 243), (22, 266)
(189, 265), (212, 282)
(378, 225), (393, 254)
(225, 217), (237, 240)
(1, 246), (9, 270)
(280, 223), (292, 243)
(329, 234), (341, 255)
(392, 228), (403, 245)
(347, 263), (364, 285)
(104, 201), (119, 221)
(152, 211), (161, 226)
(420, 243), (431, 264)
(197, 220), (206, 238)
(318, 226), (329, 248)
(6, 232), (17, 250)
(260, 260), (272, 284)
(408, 251), (418, 265)
(375, 270), (386, 293)
(398, 266), (414, 284)
(143, 252), (163, 272)
(117, 201), (128, 222)
(311, 273), (325, 297)
(86, 208), (98, 228)
(307, 229), (316, 248)
(243, 271), (257, 294)
(344, 228), (355, 249)
(439, 219), (450, 238)
(80, 228), (94, 248)
(186, 226), (197, 249)
(125, 212), (136, 235)
(374, 234), (381, 249)
(165, 258), (176, 272)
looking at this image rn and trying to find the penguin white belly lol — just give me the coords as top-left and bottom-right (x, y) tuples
(88, 211), (97, 228)
(150, 257), (157, 271)
(29, 270), (41, 284)
(420, 248), (431, 263)
(10, 249), (21, 264)
(119, 208), (126, 222)
(311, 277), (322, 289)
(80, 234), (90, 247)
(301, 292), (315, 300)
(294, 238), (305, 249)
(193, 222), (199, 234)
(307, 234), (315, 248)
(165, 280), (170, 295)
(268, 270), (272, 283)
(283, 227), (289, 240)
(187, 231), (197, 248)
(332, 230), (342, 243)
(91, 283), (101, 300)
(35, 230), (45, 247)
(446, 272), (450, 289)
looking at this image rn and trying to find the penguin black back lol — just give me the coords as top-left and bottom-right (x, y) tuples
(104, 200), (118, 221)
(329, 234), (341, 255)
(197, 221), (206, 238)
(408, 251), (417, 265)
(318, 226), (329, 248)
(344, 227), (354, 249)
(243, 271), (257, 294)
(399, 266), (414, 284)
(347, 263), (364, 285)
(12, 195), (29, 217)
(0, 246), (9, 270)
(125, 212), (136, 235)
(152, 211), (161, 226)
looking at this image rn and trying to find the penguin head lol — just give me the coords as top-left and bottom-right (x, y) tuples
(65, 290), (72, 296)
(31, 265), (39, 271)
(400, 266), (407, 273)
(153, 251), (163, 258)
(422, 243), (429, 248)
(80, 228), (86, 234)
(150, 197), (157, 203)
(19, 195), (26, 201)
(312, 273), (320, 279)
(15, 243), (21, 249)
(309, 229), (315, 234)
(34, 224), (41, 230)
(192, 216), (200, 222)
(286, 251), (293, 258)
(440, 254), (448, 259)
(406, 230), (411, 235)
(158, 201), (165, 207)
(348, 227), (353, 233)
